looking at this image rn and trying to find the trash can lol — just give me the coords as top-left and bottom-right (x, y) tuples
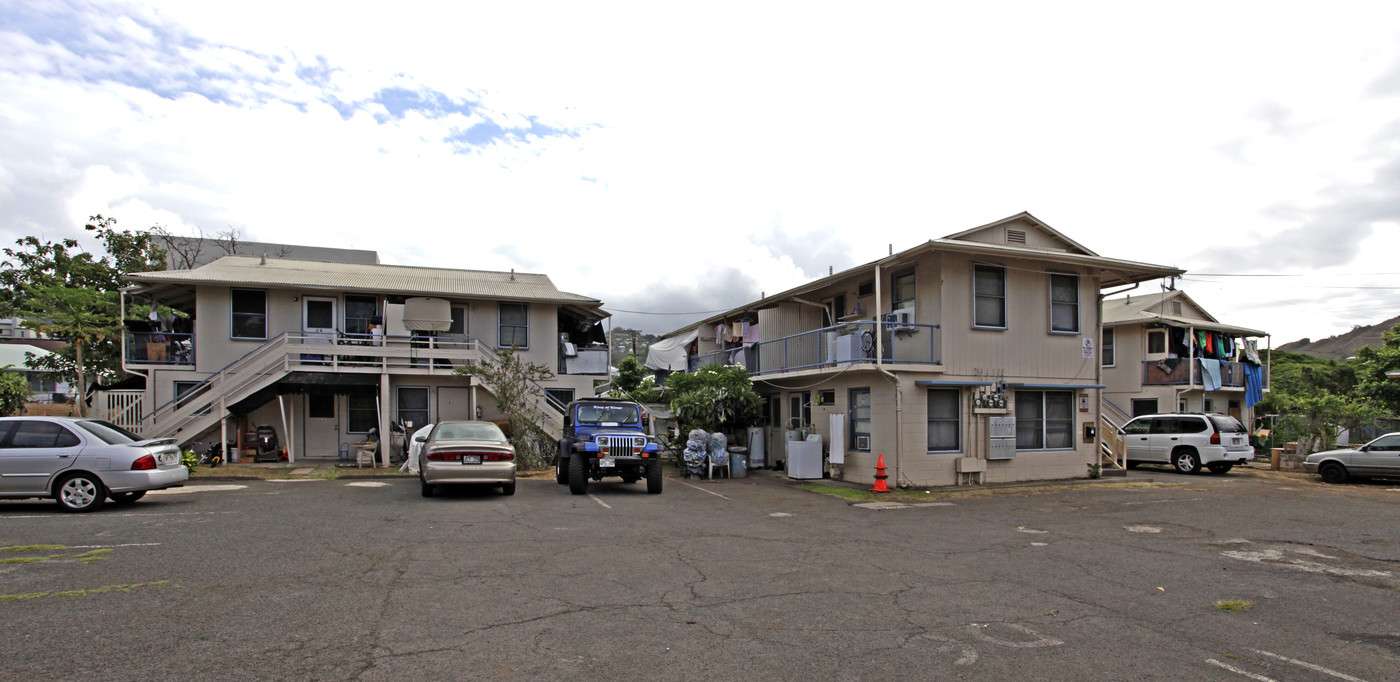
(730, 454), (748, 478)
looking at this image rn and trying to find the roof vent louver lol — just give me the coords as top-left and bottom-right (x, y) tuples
(1006, 229), (1027, 245)
(1172, 301), (1182, 315)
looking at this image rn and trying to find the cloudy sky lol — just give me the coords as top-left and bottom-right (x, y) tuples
(2, 1), (1399, 344)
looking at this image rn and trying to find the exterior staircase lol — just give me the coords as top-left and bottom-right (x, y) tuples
(140, 333), (566, 445)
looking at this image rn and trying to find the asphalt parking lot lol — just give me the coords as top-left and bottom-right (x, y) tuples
(1, 466), (1397, 680)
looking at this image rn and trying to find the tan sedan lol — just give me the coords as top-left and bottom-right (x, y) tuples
(418, 421), (516, 496)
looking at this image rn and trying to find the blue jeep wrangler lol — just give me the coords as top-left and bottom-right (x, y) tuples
(555, 398), (662, 495)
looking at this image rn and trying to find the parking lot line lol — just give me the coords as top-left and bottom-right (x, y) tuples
(1251, 649), (1369, 682)
(1206, 659), (1276, 681)
(588, 495), (611, 509)
(678, 480), (731, 500)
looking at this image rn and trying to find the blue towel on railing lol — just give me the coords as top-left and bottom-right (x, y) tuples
(1243, 363), (1264, 408)
(1199, 359), (1222, 391)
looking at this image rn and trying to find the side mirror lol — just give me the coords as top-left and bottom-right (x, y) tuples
(415, 435), (427, 443)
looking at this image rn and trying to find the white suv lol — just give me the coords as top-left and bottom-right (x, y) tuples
(1118, 413), (1253, 474)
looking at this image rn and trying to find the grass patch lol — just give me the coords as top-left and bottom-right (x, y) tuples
(0, 580), (172, 602)
(794, 482), (879, 502)
(0, 555), (65, 564)
(1, 545), (67, 552)
(1215, 599), (1254, 612)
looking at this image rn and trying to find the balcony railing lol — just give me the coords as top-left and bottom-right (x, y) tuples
(126, 331), (195, 366)
(1142, 359), (1269, 389)
(689, 322), (940, 376)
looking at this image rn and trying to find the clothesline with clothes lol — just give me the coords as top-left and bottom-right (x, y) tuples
(1154, 325), (1267, 409)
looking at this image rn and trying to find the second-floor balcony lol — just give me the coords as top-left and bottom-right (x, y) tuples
(127, 331), (196, 366)
(1142, 358), (1269, 390)
(689, 322), (941, 376)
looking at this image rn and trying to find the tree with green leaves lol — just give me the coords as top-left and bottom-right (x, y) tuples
(18, 284), (122, 416)
(665, 363), (761, 435)
(0, 369), (28, 417)
(454, 349), (556, 469)
(1353, 324), (1400, 414)
(1, 215), (168, 395)
(607, 355), (662, 403)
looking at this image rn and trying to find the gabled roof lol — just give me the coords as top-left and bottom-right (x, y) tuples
(125, 256), (602, 308)
(942, 211), (1099, 256)
(0, 343), (52, 369)
(1103, 290), (1266, 337)
(664, 212), (1184, 337)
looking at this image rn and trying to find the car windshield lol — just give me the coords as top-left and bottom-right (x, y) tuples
(575, 404), (640, 425)
(74, 420), (142, 444)
(1209, 415), (1245, 433)
(432, 423), (506, 442)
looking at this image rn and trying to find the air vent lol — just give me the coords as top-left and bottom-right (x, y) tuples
(1171, 301), (1182, 315)
(854, 435), (871, 450)
(1006, 229), (1027, 245)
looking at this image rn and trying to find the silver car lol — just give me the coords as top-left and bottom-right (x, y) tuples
(0, 417), (188, 512)
(1303, 432), (1400, 484)
(418, 421), (516, 497)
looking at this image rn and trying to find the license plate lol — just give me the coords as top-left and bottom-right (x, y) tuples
(600, 457), (615, 468)
(461, 454), (481, 464)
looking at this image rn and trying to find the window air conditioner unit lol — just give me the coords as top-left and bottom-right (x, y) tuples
(854, 435), (870, 450)
(882, 307), (916, 331)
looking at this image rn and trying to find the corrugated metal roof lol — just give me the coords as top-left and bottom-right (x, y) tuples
(126, 256), (601, 306)
(0, 343), (51, 368)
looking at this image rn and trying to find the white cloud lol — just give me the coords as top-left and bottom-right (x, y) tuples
(2, 1), (1400, 341)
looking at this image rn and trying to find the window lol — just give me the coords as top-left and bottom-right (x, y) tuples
(398, 387), (430, 430)
(818, 389), (835, 406)
(174, 381), (204, 410)
(344, 295), (378, 336)
(347, 395), (377, 433)
(973, 264), (1006, 329)
(546, 388), (574, 407)
(1049, 273), (1079, 333)
(857, 280), (874, 298)
(10, 421), (81, 448)
(1131, 398), (1158, 418)
(1101, 327), (1116, 367)
(850, 388), (871, 450)
(1122, 419), (1150, 435)
(231, 289), (267, 339)
(891, 269), (915, 310)
(1203, 398), (1214, 413)
(308, 394), (335, 419)
(926, 389), (960, 452)
(1015, 390), (1073, 450)
(499, 303), (529, 349)
(1146, 329), (1166, 355)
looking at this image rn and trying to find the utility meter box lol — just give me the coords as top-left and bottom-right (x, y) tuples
(988, 416), (1016, 460)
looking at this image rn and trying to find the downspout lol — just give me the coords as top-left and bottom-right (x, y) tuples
(790, 297), (832, 327)
(874, 261), (903, 487)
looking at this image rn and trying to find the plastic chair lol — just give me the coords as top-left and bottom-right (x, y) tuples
(338, 442), (350, 461)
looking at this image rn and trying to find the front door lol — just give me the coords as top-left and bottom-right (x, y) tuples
(438, 386), (471, 423)
(303, 296), (338, 350)
(303, 394), (340, 459)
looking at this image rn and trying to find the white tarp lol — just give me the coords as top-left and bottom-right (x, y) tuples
(403, 297), (452, 332)
(644, 329), (699, 371)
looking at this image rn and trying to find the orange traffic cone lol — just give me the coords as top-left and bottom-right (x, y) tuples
(870, 453), (890, 493)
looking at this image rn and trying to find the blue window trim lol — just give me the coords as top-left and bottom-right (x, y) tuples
(925, 387), (961, 454)
(498, 302), (530, 350)
(1048, 272), (1080, 335)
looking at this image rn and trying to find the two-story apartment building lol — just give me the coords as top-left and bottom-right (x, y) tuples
(112, 256), (609, 464)
(656, 213), (1184, 487)
(1100, 290), (1269, 428)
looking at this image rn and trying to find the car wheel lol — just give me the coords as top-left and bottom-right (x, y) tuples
(109, 491), (146, 504)
(56, 473), (106, 513)
(1206, 463), (1233, 474)
(501, 481), (516, 496)
(647, 460), (663, 495)
(568, 453), (588, 495)
(1319, 462), (1350, 484)
(1172, 449), (1201, 474)
(555, 454), (568, 485)
(420, 476), (436, 497)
